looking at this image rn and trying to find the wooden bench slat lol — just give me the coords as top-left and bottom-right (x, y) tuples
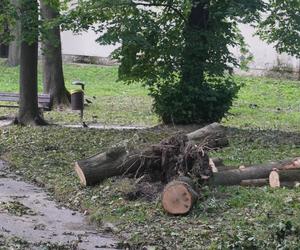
(0, 96), (19, 102)
(0, 92), (51, 111)
(0, 92), (50, 98)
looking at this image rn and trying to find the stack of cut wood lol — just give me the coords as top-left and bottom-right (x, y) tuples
(160, 157), (300, 215)
(208, 157), (300, 188)
(73, 123), (300, 215)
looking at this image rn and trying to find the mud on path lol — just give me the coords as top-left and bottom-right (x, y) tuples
(0, 160), (118, 250)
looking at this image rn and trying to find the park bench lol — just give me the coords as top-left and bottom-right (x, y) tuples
(0, 92), (51, 111)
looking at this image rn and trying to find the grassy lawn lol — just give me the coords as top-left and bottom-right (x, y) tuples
(1, 60), (300, 249)
(0, 60), (156, 126)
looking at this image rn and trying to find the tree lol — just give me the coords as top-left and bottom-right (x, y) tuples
(67, 0), (266, 124)
(7, 0), (21, 66)
(40, 0), (70, 108)
(17, 0), (47, 125)
(0, 0), (45, 125)
(1, 0), (70, 125)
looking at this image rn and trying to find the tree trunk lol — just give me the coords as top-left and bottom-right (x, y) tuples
(240, 178), (268, 187)
(7, 0), (21, 66)
(209, 158), (300, 186)
(187, 122), (228, 149)
(17, 0), (47, 125)
(75, 123), (227, 186)
(161, 177), (198, 215)
(75, 145), (142, 186)
(40, 0), (70, 108)
(182, 0), (209, 86)
(269, 169), (300, 188)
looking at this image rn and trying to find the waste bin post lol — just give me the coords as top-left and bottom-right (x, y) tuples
(71, 81), (85, 121)
(71, 89), (84, 121)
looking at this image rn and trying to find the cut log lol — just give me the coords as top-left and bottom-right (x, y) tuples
(186, 122), (228, 149)
(269, 169), (300, 188)
(75, 123), (227, 186)
(209, 157), (300, 186)
(240, 178), (268, 187)
(75, 145), (142, 186)
(269, 170), (280, 188)
(161, 177), (198, 215)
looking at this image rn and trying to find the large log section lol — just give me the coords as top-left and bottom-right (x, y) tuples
(161, 177), (198, 215)
(75, 123), (228, 186)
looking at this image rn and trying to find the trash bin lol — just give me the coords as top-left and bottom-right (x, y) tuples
(71, 89), (84, 111)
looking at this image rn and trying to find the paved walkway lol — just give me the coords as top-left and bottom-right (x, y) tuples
(0, 160), (118, 249)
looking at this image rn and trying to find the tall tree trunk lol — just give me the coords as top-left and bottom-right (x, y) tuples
(17, 0), (46, 125)
(182, 0), (209, 86)
(8, 0), (21, 67)
(40, 0), (70, 108)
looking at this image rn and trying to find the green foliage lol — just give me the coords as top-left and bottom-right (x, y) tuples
(67, 0), (267, 123)
(0, 0), (71, 45)
(257, 0), (300, 57)
(151, 75), (240, 124)
(0, 0), (17, 44)
(19, 0), (39, 44)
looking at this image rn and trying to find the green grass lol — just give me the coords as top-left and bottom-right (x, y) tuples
(1, 60), (300, 249)
(0, 60), (156, 126)
(224, 76), (300, 131)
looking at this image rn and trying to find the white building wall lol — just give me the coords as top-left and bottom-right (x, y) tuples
(61, 30), (115, 57)
(61, 24), (300, 78)
(233, 24), (299, 78)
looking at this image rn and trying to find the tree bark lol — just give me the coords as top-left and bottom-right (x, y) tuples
(182, 0), (209, 86)
(7, 0), (21, 66)
(75, 145), (142, 186)
(17, 0), (47, 125)
(209, 158), (300, 186)
(161, 177), (198, 215)
(240, 178), (268, 187)
(75, 123), (228, 186)
(40, 0), (70, 108)
(187, 122), (228, 149)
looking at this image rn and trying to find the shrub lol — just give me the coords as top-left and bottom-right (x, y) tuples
(150, 76), (239, 124)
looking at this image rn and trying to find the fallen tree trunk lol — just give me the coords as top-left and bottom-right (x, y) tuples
(209, 157), (300, 186)
(240, 178), (268, 187)
(75, 123), (228, 186)
(186, 122), (228, 149)
(161, 177), (198, 215)
(75, 145), (142, 186)
(269, 169), (300, 188)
